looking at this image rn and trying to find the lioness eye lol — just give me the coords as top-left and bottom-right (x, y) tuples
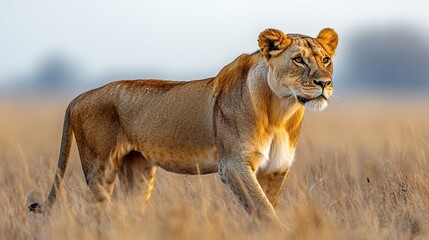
(323, 57), (330, 64)
(293, 57), (302, 63)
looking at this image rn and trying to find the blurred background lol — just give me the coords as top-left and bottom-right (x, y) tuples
(1, 0), (429, 98)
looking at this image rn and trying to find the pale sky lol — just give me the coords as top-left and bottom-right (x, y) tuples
(1, 0), (428, 86)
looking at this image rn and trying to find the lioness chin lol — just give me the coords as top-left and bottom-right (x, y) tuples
(28, 28), (338, 221)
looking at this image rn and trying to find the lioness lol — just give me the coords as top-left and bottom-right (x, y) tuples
(29, 28), (338, 220)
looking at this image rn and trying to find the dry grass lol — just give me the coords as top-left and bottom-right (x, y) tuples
(1, 96), (429, 239)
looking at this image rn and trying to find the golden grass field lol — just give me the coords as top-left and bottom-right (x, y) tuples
(0, 96), (428, 239)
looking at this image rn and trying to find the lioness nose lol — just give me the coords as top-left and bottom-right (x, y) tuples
(313, 79), (331, 89)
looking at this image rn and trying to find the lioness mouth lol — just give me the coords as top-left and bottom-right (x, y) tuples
(297, 95), (327, 104)
(297, 96), (309, 104)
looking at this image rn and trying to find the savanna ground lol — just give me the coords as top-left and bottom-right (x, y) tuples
(0, 94), (428, 239)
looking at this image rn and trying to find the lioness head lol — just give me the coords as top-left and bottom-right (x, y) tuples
(258, 28), (338, 111)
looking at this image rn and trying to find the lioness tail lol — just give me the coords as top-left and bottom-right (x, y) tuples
(29, 102), (74, 213)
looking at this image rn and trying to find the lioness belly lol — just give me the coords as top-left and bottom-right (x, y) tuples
(142, 146), (219, 175)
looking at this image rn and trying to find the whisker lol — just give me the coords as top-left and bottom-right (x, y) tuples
(329, 91), (339, 104)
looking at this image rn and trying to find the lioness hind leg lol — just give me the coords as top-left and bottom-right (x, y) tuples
(257, 167), (290, 207)
(78, 148), (118, 205)
(84, 162), (118, 206)
(140, 164), (157, 212)
(118, 151), (147, 195)
(117, 151), (157, 212)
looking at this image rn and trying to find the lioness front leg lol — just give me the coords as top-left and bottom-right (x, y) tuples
(257, 167), (290, 207)
(219, 159), (277, 220)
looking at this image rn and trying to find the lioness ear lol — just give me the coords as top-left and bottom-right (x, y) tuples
(258, 29), (291, 60)
(317, 28), (338, 56)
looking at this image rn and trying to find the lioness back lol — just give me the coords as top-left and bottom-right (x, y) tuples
(71, 78), (218, 174)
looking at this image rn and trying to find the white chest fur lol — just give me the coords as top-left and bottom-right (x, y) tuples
(258, 129), (295, 173)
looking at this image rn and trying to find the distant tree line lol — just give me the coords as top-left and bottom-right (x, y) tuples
(6, 25), (429, 94)
(343, 26), (429, 90)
